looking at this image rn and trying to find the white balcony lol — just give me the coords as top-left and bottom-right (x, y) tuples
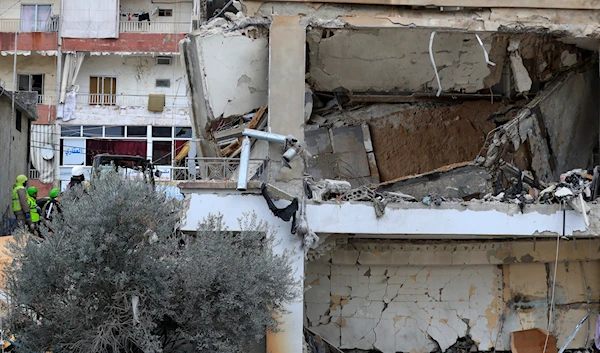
(119, 21), (190, 34)
(76, 94), (188, 107)
(37, 95), (54, 105)
(0, 19), (59, 33)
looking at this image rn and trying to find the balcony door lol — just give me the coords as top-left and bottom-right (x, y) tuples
(21, 5), (52, 32)
(90, 76), (117, 106)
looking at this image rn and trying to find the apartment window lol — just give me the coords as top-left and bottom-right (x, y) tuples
(152, 141), (172, 166)
(90, 76), (117, 106)
(105, 126), (125, 137)
(21, 5), (52, 32)
(158, 9), (173, 17)
(156, 56), (172, 65)
(152, 127), (172, 138)
(15, 110), (22, 132)
(83, 126), (103, 137)
(61, 126), (81, 137)
(127, 126), (147, 137)
(18, 74), (44, 97)
(155, 79), (171, 88)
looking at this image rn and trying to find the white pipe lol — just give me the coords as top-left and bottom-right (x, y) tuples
(242, 129), (287, 145)
(429, 31), (442, 97)
(237, 136), (251, 191)
(475, 34), (496, 67)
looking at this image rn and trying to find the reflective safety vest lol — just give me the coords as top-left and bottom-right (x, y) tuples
(27, 195), (39, 223)
(11, 185), (25, 212)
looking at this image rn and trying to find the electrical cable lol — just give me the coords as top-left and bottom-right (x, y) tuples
(543, 200), (565, 353)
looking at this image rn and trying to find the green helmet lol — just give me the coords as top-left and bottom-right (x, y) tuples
(15, 174), (28, 185)
(49, 188), (60, 199)
(27, 187), (38, 196)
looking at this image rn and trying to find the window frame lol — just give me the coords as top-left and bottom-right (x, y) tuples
(155, 79), (171, 88)
(158, 9), (173, 17)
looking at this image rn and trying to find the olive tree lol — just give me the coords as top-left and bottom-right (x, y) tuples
(3, 175), (297, 353)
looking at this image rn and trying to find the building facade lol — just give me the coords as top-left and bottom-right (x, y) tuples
(179, 0), (600, 352)
(0, 0), (194, 194)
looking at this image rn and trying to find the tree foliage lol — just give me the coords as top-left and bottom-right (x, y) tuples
(3, 175), (297, 353)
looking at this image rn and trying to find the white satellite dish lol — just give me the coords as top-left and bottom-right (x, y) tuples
(41, 144), (54, 160)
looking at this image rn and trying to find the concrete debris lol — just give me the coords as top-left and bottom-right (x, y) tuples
(508, 38), (533, 94)
(304, 327), (343, 353)
(306, 179), (352, 203)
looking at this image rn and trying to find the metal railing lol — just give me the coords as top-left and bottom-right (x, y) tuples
(76, 94), (188, 107)
(119, 21), (191, 33)
(29, 168), (40, 180)
(37, 95), (54, 105)
(0, 18), (59, 33)
(181, 158), (269, 182)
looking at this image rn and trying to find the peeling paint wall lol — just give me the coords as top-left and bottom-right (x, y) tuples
(305, 241), (600, 353)
(0, 53), (58, 101)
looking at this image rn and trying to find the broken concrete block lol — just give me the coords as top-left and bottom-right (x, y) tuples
(331, 125), (365, 153)
(376, 163), (491, 200)
(305, 128), (333, 155)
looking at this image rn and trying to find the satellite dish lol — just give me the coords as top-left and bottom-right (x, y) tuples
(41, 145), (54, 160)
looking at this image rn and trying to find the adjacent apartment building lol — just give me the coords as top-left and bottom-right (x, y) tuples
(179, 0), (600, 352)
(0, 0), (195, 194)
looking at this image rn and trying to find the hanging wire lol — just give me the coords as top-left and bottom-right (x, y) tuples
(543, 200), (565, 353)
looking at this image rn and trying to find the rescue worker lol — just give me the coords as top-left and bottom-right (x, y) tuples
(42, 188), (61, 222)
(11, 174), (33, 231)
(26, 187), (41, 235)
(68, 166), (85, 189)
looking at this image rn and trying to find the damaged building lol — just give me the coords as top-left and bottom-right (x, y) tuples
(179, 1), (600, 352)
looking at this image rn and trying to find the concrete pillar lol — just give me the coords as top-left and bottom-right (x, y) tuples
(266, 16), (306, 353)
(268, 16), (306, 184)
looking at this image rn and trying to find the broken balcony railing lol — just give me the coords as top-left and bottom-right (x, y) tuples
(178, 158), (269, 182)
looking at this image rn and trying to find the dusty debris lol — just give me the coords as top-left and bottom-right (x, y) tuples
(305, 179), (351, 203)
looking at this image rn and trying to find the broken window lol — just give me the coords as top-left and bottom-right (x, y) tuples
(18, 74), (44, 99)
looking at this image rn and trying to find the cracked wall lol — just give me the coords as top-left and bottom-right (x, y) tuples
(307, 29), (501, 93)
(305, 242), (600, 353)
(307, 29), (584, 95)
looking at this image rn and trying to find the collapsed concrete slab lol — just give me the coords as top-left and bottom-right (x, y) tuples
(376, 162), (491, 200)
(480, 64), (599, 183)
(180, 22), (269, 128)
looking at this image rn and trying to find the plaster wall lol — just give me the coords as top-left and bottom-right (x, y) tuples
(183, 31), (268, 120)
(305, 248), (600, 353)
(0, 53), (58, 103)
(305, 201), (592, 237)
(64, 54), (190, 126)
